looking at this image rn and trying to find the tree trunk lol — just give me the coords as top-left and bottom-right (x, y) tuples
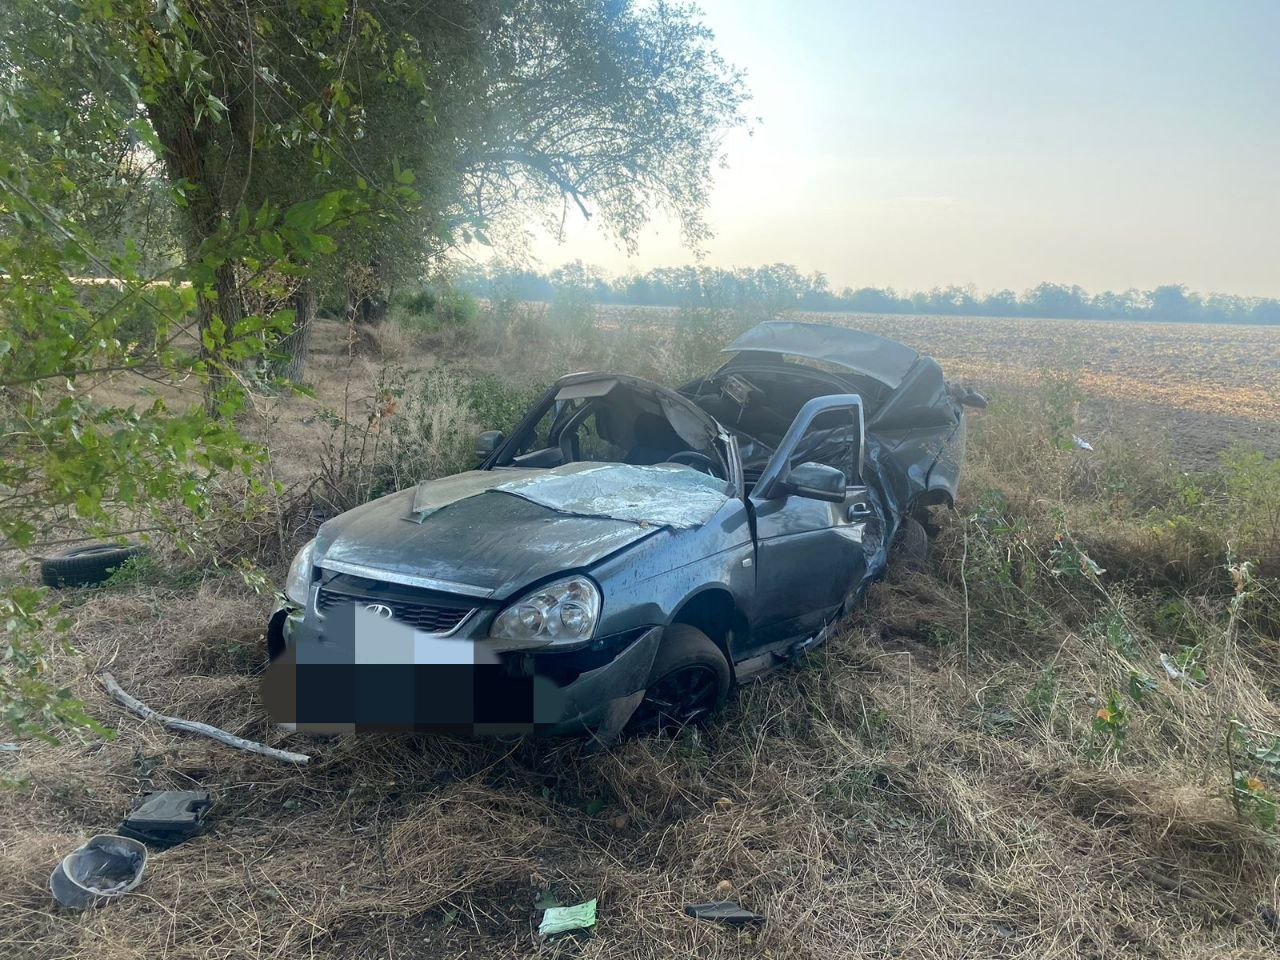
(207, 258), (244, 410)
(142, 20), (255, 415)
(279, 282), (316, 384)
(360, 293), (389, 327)
(146, 84), (236, 414)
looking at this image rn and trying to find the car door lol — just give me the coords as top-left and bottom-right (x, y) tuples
(747, 395), (874, 645)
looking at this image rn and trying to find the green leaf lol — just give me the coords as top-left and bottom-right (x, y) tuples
(1250, 738), (1280, 769)
(283, 199), (318, 231)
(314, 191), (340, 226)
(260, 231), (284, 259)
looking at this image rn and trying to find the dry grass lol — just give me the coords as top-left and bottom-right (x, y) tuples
(3, 310), (1279, 959)
(365, 320), (414, 362)
(3, 562), (1277, 959)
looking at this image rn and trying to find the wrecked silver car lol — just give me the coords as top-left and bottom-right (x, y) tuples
(263, 321), (982, 738)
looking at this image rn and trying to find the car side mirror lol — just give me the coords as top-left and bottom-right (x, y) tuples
(783, 461), (846, 502)
(474, 430), (504, 461)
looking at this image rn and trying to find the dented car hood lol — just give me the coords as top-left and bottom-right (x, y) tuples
(313, 463), (729, 598)
(314, 485), (663, 598)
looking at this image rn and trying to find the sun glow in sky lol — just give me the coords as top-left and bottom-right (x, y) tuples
(530, 0), (1280, 297)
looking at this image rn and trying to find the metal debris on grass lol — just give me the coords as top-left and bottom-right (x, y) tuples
(685, 901), (765, 925)
(119, 790), (213, 849)
(49, 834), (147, 909)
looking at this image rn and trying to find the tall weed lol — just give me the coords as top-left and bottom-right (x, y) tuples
(1219, 446), (1280, 551)
(315, 364), (541, 512)
(917, 369), (1280, 825)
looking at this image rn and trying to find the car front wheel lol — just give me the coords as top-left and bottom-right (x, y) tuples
(893, 515), (930, 569)
(626, 624), (730, 734)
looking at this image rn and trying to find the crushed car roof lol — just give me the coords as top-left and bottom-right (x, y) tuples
(722, 320), (920, 388)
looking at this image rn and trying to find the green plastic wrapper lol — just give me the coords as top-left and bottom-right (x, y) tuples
(538, 898), (597, 937)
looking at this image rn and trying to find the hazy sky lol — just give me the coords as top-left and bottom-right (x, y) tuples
(530, 0), (1280, 297)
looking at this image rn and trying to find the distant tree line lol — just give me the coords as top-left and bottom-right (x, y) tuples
(458, 261), (1280, 325)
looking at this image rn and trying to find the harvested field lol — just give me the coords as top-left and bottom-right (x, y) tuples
(597, 305), (1280, 466)
(796, 311), (1280, 466)
(801, 312), (1280, 422)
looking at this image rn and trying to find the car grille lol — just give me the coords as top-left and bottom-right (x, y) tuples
(316, 588), (473, 634)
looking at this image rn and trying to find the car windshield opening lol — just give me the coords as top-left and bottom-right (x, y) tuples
(501, 380), (725, 479)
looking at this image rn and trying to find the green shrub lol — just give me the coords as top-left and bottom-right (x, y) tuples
(462, 375), (542, 436)
(672, 306), (728, 382)
(402, 287), (438, 316)
(436, 289), (479, 326)
(547, 286), (595, 337)
(395, 285), (480, 334)
(1219, 446), (1280, 548)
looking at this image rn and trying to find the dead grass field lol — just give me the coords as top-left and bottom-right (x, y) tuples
(2, 308), (1279, 959)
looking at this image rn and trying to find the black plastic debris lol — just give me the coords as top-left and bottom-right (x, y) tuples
(118, 789), (212, 849)
(685, 901), (764, 925)
(1259, 904), (1280, 932)
(50, 834), (147, 909)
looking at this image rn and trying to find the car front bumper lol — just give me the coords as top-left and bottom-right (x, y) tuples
(261, 603), (661, 737)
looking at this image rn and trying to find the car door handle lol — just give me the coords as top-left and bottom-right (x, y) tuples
(847, 502), (872, 522)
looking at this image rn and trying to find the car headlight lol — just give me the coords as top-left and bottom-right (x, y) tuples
(490, 575), (601, 648)
(284, 539), (316, 606)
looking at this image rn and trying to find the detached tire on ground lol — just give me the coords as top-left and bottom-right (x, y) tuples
(41, 543), (142, 587)
(627, 624), (731, 733)
(892, 516), (930, 569)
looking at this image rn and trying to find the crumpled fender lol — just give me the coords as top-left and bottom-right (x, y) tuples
(557, 626), (662, 728)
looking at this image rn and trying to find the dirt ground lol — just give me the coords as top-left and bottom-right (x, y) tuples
(2, 309), (1278, 959)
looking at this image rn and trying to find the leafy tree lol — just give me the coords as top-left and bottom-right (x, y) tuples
(95, 1), (749, 378)
(0, 0), (748, 737)
(985, 289), (1019, 316)
(0, 0), (396, 736)
(1150, 284), (1194, 322)
(333, 0), (749, 344)
(105, 0), (430, 391)
(457, 0), (747, 250)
